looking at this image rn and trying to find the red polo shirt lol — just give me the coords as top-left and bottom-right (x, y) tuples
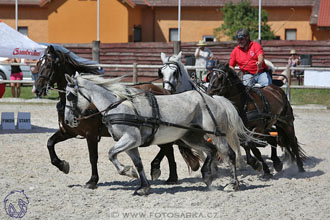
(229, 41), (267, 74)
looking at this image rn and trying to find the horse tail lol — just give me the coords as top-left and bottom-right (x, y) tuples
(211, 96), (243, 166)
(178, 145), (204, 172)
(212, 96), (264, 166)
(279, 100), (308, 163)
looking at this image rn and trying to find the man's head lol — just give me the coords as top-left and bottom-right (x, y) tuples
(197, 40), (207, 49)
(236, 29), (250, 49)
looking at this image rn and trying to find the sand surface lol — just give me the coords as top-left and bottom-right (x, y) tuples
(1, 103), (330, 220)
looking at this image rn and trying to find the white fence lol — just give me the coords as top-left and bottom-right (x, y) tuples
(1, 63), (330, 89)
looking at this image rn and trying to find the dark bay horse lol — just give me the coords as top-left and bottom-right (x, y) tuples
(35, 45), (200, 189)
(207, 63), (307, 175)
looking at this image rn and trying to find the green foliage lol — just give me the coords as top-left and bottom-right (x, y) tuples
(214, 0), (276, 41)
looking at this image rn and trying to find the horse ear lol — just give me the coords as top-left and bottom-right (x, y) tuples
(48, 45), (55, 54)
(65, 74), (73, 84)
(176, 51), (182, 61)
(161, 52), (167, 63)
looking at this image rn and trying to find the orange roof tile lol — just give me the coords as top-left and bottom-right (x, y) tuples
(318, 0), (330, 27)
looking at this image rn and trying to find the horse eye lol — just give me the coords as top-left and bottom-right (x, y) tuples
(67, 92), (76, 101)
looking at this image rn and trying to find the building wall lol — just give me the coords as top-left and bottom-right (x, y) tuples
(266, 7), (313, 40)
(0, 2), (328, 44)
(0, 5), (48, 42)
(48, 0), (129, 43)
(154, 7), (223, 42)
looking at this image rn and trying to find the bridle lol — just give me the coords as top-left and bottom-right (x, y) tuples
(37, 49), (62, 94)
(65, 82), (91, 120)
(208, 68), (230, 95)
(158, 61), (182, 93)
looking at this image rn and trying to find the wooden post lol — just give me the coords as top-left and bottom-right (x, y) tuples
(92, 40), (100, 63)
(286, 65), (291, 101)
(173, 41), (181, 54)
(133, 63), (138, 84)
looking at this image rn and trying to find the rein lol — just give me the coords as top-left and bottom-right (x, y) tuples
(72, 90), (146, 120)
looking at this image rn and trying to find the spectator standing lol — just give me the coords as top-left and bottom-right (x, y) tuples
(3, 58), (23, 97)
(195, 40), (213, 81)
(25, 59), (40, 98)
(288, 49), (301, 77)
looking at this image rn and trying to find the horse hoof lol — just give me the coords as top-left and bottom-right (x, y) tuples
(224, 183), (239, 192)
(84, 183), (97, 189)
(124, 166), (139, 178)
(298, 167), (305, 172)
(274, 162), (283, 172)
(256, 162), (263, 172)
(165, 177), (178, 185)
(134, 186), (151, 196)
(151, 169), (161, 181)
(61, 160), (70, 174)
(262, 173), (273, 180)
(203, 175), (213, 187)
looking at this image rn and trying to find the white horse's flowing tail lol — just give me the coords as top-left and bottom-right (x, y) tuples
(212, 95), (264, 166)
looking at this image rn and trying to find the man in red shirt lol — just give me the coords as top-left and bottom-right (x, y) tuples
(229, 29), (272, 87)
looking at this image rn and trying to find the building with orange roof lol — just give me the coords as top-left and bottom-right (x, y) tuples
(0, 0), (328, 44)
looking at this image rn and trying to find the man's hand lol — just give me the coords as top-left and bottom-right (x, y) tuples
(256, 61), (262, 68)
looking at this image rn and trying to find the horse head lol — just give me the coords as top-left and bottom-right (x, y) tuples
(35, 45), (61, 96)
(159, 51), (192, 93)
(64, 73), (90, 127)
(207, 63), (242, 96)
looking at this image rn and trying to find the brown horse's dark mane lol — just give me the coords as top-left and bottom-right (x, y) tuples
(54, 49), (101, 76)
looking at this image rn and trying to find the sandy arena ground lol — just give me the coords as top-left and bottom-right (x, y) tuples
(0, 103), (330, 220)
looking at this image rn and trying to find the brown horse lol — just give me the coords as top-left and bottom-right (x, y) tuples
(207, 63), (307, 176)
(35, 45), (200, 189)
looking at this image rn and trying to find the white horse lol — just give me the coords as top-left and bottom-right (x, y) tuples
(64, 74), (253, 195)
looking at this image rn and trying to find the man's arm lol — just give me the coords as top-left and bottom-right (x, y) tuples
(256, 53), (264, 69)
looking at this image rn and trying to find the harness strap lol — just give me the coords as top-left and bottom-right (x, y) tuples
(143, 92), (161, 146)
(196, 90), (226, 136)
(104, 113), (224, 137)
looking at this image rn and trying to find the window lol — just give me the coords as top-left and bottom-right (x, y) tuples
(18, 26), (28, 36)
(203, 35), (216, 42)
(169, 28), (178, 41)
(285, 29), (296, 40)
(133, 26), (142, 42)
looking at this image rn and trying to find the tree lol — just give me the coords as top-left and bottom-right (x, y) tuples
(214, 1), (276, 41)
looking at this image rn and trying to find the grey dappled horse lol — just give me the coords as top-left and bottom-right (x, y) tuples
(64, 74), (254, 195)
(158, 52), (288, 178)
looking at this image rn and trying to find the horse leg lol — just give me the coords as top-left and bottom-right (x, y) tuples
(150, 143), (178, 184)
(126, 148), (151, 196)
(278, 124), (305, 172)
(85, 136), (99, 189)
(150, 145), (165, 181)
(180, 132), (216, 187)
(242, 143), (263, 172)
(163, 144), (178, 184)
(250, 146), (272, 179)
(214, 136), (240, 191)
(268, 137), (283, 172)
(108, 132), (140, 179)
(47, 129), (74, 174)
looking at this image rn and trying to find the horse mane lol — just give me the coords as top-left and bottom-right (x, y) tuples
(80, 75), (134, 100)
(55, 49), (101, 75)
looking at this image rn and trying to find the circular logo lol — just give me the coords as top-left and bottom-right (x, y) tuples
(4, 190), (29, 218)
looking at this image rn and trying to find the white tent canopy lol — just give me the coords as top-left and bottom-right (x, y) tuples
(0, 20), (45, 59)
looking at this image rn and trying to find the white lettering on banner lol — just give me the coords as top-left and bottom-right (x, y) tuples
(1, 112), (15, 130)
(17, 112), (31, 129)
